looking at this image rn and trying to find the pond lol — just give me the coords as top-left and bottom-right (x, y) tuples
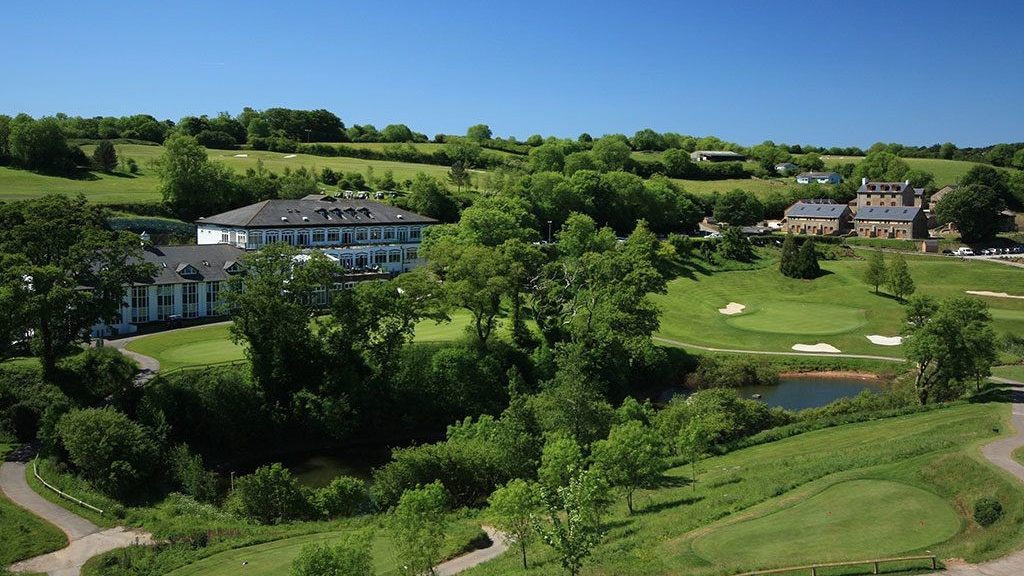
(660, 375), (887, 411)
(236, 446), (391, 488)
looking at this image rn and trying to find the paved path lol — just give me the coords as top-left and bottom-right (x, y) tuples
(434, 526), (509, 576)
(653, 336), (907, 362)
(1, 452), (152, 576)
(923, 379), (1024, 576)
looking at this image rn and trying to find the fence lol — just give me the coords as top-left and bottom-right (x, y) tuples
(32, 457), (105, 515)
(734, 554), (937, 576)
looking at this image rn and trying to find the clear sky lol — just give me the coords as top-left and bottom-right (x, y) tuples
(3, 0), (1022, 147)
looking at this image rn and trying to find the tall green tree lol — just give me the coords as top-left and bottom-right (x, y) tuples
(935, 184), (1005, 242)
(885, 253), (915, 302)
(56, 407), (159, 499)
(488, 479), (544, 569)
(717, 226), (754, 262)
(447, 161), (471, 192)
(388, 481), (449, 576)
(466, 124), (493, 142)
(903, 296), (997, 404)
(713, 189), (764, 226)
(0, 195), (154, 377)
(155, 133), (242, 219)
(91, 140), (118, 172)
(863, 250), (886, 294)
(779, 235), (799, 278)
(536, 467), (607, 576)
(292, 533), (374, 576)
(794, 239), (821, 279)
(591, 420), (666, 513)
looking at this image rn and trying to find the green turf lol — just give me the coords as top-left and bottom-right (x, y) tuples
(124, 324), (244, 372)
(725, 301), (867, 335)
(0, 445), (68, 566)
(652, 253), (1024, 357)
(670, 176), (793, 199)
(0, 144), (459, 204)
(993, 365), (1024, 383)
(692, 479), (959, 564)
(164, 520), (483, 576)
(464, 400), (1022, 575)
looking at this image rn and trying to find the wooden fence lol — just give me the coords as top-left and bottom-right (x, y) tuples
(32, 457), (105, 515)
(734, 554), (937, 576)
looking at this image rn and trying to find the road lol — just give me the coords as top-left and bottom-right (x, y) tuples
(1, 448), (152, 576)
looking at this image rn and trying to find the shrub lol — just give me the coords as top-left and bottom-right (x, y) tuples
(226, 463), (310, 524)
(57, 347), (137, 404)
(312, 476), (369, 518)
(974, 497), (1004, 526)
(55, 407), (159, 499)
(168, 444), (220, 503)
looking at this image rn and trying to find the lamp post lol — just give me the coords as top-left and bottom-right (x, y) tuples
(547, 220), (552, 243)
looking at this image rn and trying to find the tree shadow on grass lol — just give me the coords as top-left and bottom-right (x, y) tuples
(970, 382), (1022, 405)
(638, 494), (705, 515)
(105, 171), (138, 179)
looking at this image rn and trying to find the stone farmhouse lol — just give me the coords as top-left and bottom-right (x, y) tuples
(783, 202), (853, 235)
(855, 178), (923, 209)
(91, 196), (436, 336)
(853, 206), (929, 239)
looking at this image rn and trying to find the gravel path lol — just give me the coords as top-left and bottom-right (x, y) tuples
(1, 453), (152, 576)
(434, 526), (509, 575)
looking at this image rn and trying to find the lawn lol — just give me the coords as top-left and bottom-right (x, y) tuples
(0, 144), (459, 204)
(464, 400), (1022, 575)
(993, 365), (1024, 382)
(669, 176), (793, 199)
(652, 253), (1024, 357)
(164, 519), (484, 576)
(822, 156), (987, 186)
(122, 312), (478, 372)
(0, 445), (68, 567)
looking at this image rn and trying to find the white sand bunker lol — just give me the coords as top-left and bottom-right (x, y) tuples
(233, 153), (248, 158)
(866, 335), (902, 346)
(792, 343), (841, 353)
(966, 290), (1024, 300)
(283, 154), (297, 159)
(718, 302), (746, 315)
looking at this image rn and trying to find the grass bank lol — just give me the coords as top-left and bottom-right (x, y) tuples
(0, 445), (68, 567)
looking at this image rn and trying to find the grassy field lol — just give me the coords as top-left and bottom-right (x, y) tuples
(822, 156), (986, 186)
(669, 176), (793, 198)
(0, 144), (456, 204)
(652, 253), (1024, 357)
(163, 521), (483, 576)
(994, 365), (1024, 382)
(464, 398), (1021, 575)
(123, 312), (479, 371)
(0, 445), (68, 567)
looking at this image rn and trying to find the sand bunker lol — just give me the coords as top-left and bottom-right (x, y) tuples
(866, 335), (902, 346)
(792, 343), (841, 353)
(966, 290), (1024, 300)
(283, 154), (297, 159)
(718, 302), (746, 315)
(233, 153), (248, 158)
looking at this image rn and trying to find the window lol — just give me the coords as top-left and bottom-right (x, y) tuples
(356, 228), (368, 241)
(237, 232), (246, 247)
(265, 231), (280, 244)
(312, 286), (327, 306)
(297, 232), (309, 246)
(157, 285), (175, 320)
(388, 250), (402, 263)
(383, 228), (395, 241)
(327, 229), (340, 242)
(313, 229), (326, 243)
(221, 230), (229, 243)
(250, 231), (263, 247)
(370, 228), (382, 241)
(282, 231), (295, 246)
(355, 253), (369, 267)
(374, 251), (387, 265)
(341, 255), (353, 268)
(131, 286), (149, 323)
(205, 281), (220, 315)
(397, 228), (408, 242)
(405, 247), (418, 260)
(409, 227), (421, 240)
(182, 284), (198, 319)
(343, 230), (353, 243)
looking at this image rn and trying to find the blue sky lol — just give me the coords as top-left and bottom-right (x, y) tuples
(2, 0), (1022, 147)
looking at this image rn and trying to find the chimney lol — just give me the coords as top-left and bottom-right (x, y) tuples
(862, 177), (867, 186)
(905, 179), (910, 186)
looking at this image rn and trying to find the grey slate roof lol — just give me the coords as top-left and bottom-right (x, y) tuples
(139, 244), (247, 285)
(197, 198), (437, 228)
(854, 206), (924, 222)
(785, 202), (851, 219)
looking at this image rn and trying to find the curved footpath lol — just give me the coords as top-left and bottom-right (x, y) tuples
(0, 449), (152, 576)
(435, 526), (509, 575)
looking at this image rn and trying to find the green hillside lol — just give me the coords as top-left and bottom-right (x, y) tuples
(0, 143), (458, 204)
(823, 155), (984, 186)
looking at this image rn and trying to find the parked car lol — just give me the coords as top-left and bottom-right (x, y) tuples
(953, 247), (975, 256)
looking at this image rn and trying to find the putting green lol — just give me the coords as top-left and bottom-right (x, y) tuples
(692, 479), (959, 565)
(725, 301), (867, 335)
(166, 531), (401, 576)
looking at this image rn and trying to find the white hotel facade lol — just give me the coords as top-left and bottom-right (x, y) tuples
(93, 195), (436, 336)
